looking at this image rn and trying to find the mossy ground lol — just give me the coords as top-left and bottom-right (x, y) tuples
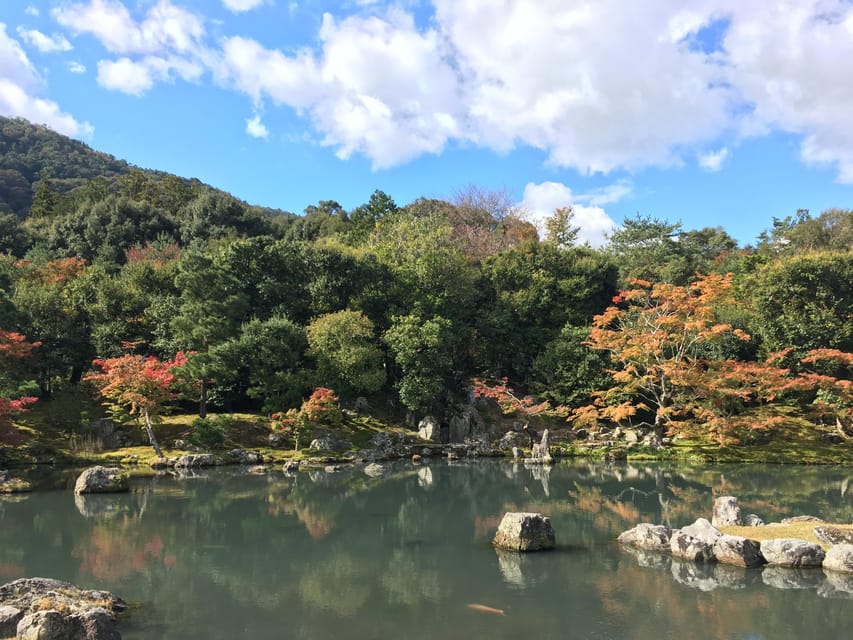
(720, 523), (853, 550)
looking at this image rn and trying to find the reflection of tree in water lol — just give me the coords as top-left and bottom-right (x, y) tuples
(74, 517), (173, 582)
(381, 549), (441, 606)
(298, 551), (371, 617)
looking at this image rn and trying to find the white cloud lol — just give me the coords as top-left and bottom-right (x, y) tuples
(53, 0), (205, 55)
(16, 27), (73, 53)
(25, 7), (39, 17)
(68, 61), (87, 74)
(97, 57), (156, 95)
(245, 113), (269, 139)
(520, 181), (618, 248)
(223, 0), (266, 13)
(576, 180), (634, 206)
(0, 24), (91, 137)
(698, 147), (729, 171)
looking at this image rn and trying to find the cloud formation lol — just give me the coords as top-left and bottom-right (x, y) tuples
(520, 181), (619, 248)
(16, 27), (73, 53)
(0, 24), (91, 137)
(245, 113), (269, 139)
(223, 0), (266, 13)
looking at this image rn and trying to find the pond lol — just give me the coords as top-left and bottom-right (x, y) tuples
(1, 460), (852, 639)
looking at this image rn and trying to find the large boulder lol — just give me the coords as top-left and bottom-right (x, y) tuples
(743, 514), (765, 527)
(0, 578), (125, 640)
(492, 512), (556, 551)
(823, 543), (853, 574)
(498, 431), (529, 450)
(73, 467), (129, 495)
(814, 526), (853, 547)
(760, 538), (825, 567)
(308, 436), (350, 452)
(711, 496), (742, 527)
(617, 523), (672, 552)
(713, 534), (765, 568)
(670, 518), (721, 562)
(174, 454), (215, 468)
(226, 449), (262, 465)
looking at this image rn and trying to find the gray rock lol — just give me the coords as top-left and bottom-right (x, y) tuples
(760, 538), (825, 567)
(712, 496), (742, 527)
(17, 610), (68, 640)
(814, 526), (853, 547)
(617, 523), (672, 552)
(492, 512), (556, 551)
(498, 431), (529, 449)
(282, 460), (300, 473)
(418, 416), (439, 442)
(267, 431), (289, 448)
(364, 463), (386, 477)
(823, 543), (853, 573)
(528, 430), (553, 464)
(511, 446), (522, 461)
(780, 515), (824, 524)
(743, 513), (765, 527)
(642, 433), (663, 450)
(308, 436), (350, 452)
(227, 449), (262, 465)
(670, 518), (721, 562)
(623, 429), (639, 444)
(174, 454), (215, 468)
(713, 534), (765, 568)
(73, 467), (129, 495)
(0, 478), (31, 494)
(0, 605), (23, 638)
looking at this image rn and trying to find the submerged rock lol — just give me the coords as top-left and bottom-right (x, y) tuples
(492, 512), (556, 551)
(73, 467), (129, 495)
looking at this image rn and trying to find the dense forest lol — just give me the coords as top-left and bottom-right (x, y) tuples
(0, 116), (850, 452)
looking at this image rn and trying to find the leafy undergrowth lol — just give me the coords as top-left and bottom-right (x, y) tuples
(720, 523), (853, 550)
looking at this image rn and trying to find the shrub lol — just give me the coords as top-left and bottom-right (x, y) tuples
(189, 414), (232, 449)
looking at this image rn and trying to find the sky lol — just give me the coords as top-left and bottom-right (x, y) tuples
(1, 0), (852, 247)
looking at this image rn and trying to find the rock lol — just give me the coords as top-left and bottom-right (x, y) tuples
(282, 460), (300, 473)
(354, 397), (371, 412)
(823, 543), (853, 573)
(642, 433), (663, 450)
(226, 449), (262, 465)
(174, 454), (215, 468)
(498, 431), (529, 449)
(464, 439), (494, 457)
(448, 407), (485, 443)
(711, 496), (743, 527)
(760, 538), (825, 567)
(743, 513), (765, 527)
(248, 465), (266, 474)
(713, 534), (765, 568)
(814, 526), (853, 547)
(324, 464), (345, 473)
(411, 454), (422, 464)
(0, 578), (125, 640)
(511, 446), (522, 461)
(492, 512), (556, 551)
(622, 429), (639, 444)
(780, 515), (824, 524)
(670, 518), (721, 562)
(528, 430), (553, 464)
(418, 416), (439, 442)
(0, 605), (23, 638)
(308, 437), (350, 452)
(267, 431), (289, 448)
(617, 523), (672, 552)
(604, 448), (627, 462)
(73, 467), (129, 495)
(364, 463), (386, 477)
(0, 478), (32, 494)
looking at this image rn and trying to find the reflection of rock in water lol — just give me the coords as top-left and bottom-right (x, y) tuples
(670, 559), (719, 592)
(74, 493), (129, 518)
(417, 466), (433, 488)
(712, 564), (761, 590)
(820, 570), (853, 599)
(525, 463), (551, 496)
(620, 545), (671, 570)
(761, 566), (825, 590)
(496, 549), (528, 587)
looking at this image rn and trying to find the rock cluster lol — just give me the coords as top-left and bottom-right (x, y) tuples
(619, 496), (852, 574)
(0, 578), (126, 640)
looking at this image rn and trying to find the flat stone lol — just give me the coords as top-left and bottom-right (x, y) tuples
(617, 523), (671, 552)
(814, 526), (853, 547)
(780, 515), (824, 524)
(493, 512), (556, 552)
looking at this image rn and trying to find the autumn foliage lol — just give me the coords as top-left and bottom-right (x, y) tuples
(0, 327), (40, 444)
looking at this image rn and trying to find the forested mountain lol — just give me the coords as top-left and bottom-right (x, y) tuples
(0, 116), (850, 452)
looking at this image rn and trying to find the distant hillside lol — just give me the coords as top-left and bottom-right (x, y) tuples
(0, 116), (297, 260)
(0, 116), (129, 216)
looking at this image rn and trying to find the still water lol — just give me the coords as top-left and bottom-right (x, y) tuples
(1, 460), (852, 639)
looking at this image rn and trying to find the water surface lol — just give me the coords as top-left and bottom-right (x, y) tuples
(1, 461), (852, 639)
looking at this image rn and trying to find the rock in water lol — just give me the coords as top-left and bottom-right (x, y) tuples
(73, 467), (129, 495)
(822, 543), (853, 574)
(617, 523), (672, 552)
(760, 538), (825, 567)
(713, 535), (765, 568)
(711, 496), (742, 527)
(492, 512), (556, 551)
(670, 518), (721, 562)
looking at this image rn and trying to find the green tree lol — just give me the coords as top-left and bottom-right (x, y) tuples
(307, 310), (386, 397)
(349, 189), (397, 243)
(544, 207), (580, 247)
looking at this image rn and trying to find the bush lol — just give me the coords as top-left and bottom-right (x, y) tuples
(189, 414), (233, 449)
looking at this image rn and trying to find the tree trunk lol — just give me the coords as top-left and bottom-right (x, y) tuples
(143, 409), (165, 459)
(199, 378), (208, 419)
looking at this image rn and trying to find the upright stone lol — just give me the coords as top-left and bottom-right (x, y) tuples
(492, 512), (556, 551)
(418, 416), (439, 442)
(711, 496), (742, 527)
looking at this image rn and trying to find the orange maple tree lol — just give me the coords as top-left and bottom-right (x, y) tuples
(85, 352), (188, 458)
(0, 327), (40, 444)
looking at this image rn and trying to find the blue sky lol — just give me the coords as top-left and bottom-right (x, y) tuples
(1, 0), (852, 247)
